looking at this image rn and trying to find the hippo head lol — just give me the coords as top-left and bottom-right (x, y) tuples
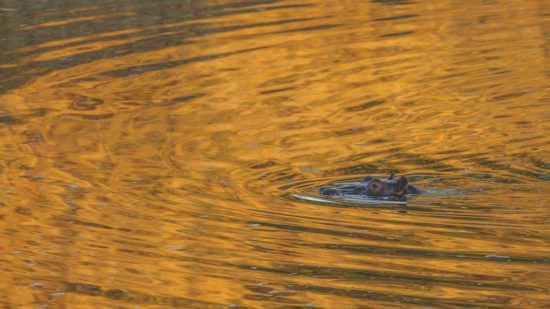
(362, 173), (409, 196)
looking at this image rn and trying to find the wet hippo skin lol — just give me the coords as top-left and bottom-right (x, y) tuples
(320, 174), (423, 197)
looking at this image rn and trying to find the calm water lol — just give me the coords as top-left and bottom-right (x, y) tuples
(1, 0), (550, 308)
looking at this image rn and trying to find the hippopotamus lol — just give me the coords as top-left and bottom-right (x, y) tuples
(320, 174), (423, 197)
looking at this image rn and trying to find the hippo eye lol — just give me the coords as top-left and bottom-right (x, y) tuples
(369, 180), (382, 193)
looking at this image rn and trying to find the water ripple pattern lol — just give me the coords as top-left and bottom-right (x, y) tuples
(0, 0), (549, 308)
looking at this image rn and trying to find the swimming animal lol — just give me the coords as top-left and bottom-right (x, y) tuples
(320, 174), (423, 197)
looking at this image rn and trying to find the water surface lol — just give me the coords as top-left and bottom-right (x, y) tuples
(1, 0), (549, 308)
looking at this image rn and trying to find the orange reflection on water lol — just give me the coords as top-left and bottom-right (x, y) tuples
(0, 0), (549, 308)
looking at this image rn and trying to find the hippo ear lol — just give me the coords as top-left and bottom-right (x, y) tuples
(388, 173), (395, 180)
(394, 176), (408, 194)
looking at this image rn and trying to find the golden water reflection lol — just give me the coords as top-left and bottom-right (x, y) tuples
(1, 0), (549, 308)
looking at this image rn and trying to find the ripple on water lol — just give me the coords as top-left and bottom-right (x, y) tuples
(1, 0), (550, 308)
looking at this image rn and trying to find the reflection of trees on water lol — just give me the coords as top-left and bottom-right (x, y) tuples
(1, 0), (315, 93)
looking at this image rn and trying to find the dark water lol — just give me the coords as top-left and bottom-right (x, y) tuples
(1, 0), (550, 308)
